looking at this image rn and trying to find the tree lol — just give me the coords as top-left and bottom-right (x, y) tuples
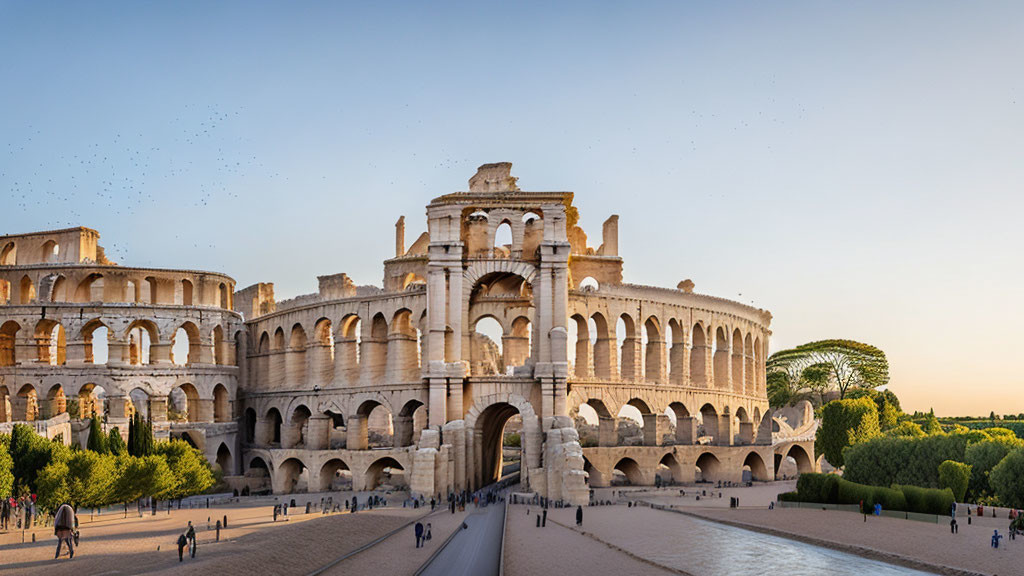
(767, 340), (889, 400)
(848, 388), (904, 430)
(35, 459), (71, 513)
(0, 434), (13, 498)
(87, 416), (108, 453)
(9, 424), (69, 493)
(766, 371), (794, 408)
(844, 434), (970, 489)
(938, 460), (971, 502)
(128, 413), (154, 457)
(67, 450), (117, 509)
(815, 397), (880, 468)
(154, 440), (214, 500)
(108, 427), (126, 455)
(886, 421), (925, 438)
(964, 437), (1024, 500)
(113, 455), (174, 506)
(991, 448), (1024, 508)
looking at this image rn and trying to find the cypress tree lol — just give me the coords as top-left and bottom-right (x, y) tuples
(86, 416), (108, 453)
(108, 426), (127, 455)
(127, 412), (137, 456)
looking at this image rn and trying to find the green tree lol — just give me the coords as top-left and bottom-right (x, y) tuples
(844, 434), (970, 489)
(113, 454), (174, 505)
(154, 440), (214, 500)
(108, 427), (127, 455)
(0, 434), (13, 498)
(886, 421), (925, 438)
(35, 459), (71, 513)
(767, 340), (889, 400)
(815, 397), (881, 468)
(938, 460), (971, 502)
(87, 416), (108, 453)
(990, 448), (1024, 508)
(9, 424), (69, 493)
(921, 413), (944, 435)
(964, 437), (1024, 500)
(766, 371), (794, 408)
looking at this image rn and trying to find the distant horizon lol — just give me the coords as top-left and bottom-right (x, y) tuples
(2, 1), (1021, 415)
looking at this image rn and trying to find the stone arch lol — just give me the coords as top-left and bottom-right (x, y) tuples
(34, 319), (66, 365)
(286, 403), (312, 448)
(319, 458), (352, 491)
(265, 407), (283, 445)
(170, 383), (201, 422)
(45, 384), (67, 418)
(40, 239), (59, 262)
(337, 313), (362, 376)
(713, 327), (729, 389)
(583, 456), (604, 487)
(278, 457), (308, 493)
(690, 323), (708, 387)
(388, 308), (419, 380)
(617, 313), (638, 381)
(213, 383), (230, 422)
(311, 317), (335, 386)
(216, 443), (233, 475)
(658, 452), (684, 484)
(643, 316), (664, 384)
(78, 383), (105, 419)
(699, 403), (719, 443)
(395, 399), (426, 447)
(0, 321), (18, 366)
(464, 393), (540, 491)
(612, 457), (644, 485)
(127, 386), (151, 420)
(0, 241), (15, 265)
(74, 273), (103, 303)
(172, 321), (201, 365)
(591, 312), (613, 379)
(355, 399), (393, 449)
(695, 452), (722, 483)
(17, 384), (38, 421)
(463, 259), (537, 288)
(124, 320), (158, 366)
(569, 313), (590, 379)
(248, 455), (270, 478)
(743, 451), (770, 482)
(668, 402), (694, 444)
(493, 219), (513, 256)
(361, 313), (389, 382)
(364, 456), (405, 490)
(471, 314), (505, 376)
(19, 275), (36, 304)
(780, 444), (814, 477)
(81, 319), (109, 364)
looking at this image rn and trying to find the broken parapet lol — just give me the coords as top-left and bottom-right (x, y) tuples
(468, 162), (520, 193)
(234, 282), (275, 320)
(318, 273), (358, 300)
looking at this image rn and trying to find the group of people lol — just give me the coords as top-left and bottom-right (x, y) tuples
(1, 494), (37, 531)
(176, 521), (197, 561)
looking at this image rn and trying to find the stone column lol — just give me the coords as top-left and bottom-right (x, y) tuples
(732, 348), (745, 394)
(149, 396), (168, 422)
(642, 414), (668, 446)
(197, 398), (215, 423)
(107, 395), (128, 420)
(669, 341), (685, 385)
(738, 421), (755, 445)
(675, 416), (697, 444)
(718, 410), (734, 446)
(255, 418), (273, 446)
(598, 416), (618, 447)
(447, 263), (464, 362)
(346, 414), (368, 450)
(65, 340), (88, 365)
(334, 337), (358, 386)
(150, 343), (173, 365)
(645, 336), (666, 384)
(573, 334), (592, 379)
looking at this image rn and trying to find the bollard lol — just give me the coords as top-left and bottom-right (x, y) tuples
(536, 515), (540, 527)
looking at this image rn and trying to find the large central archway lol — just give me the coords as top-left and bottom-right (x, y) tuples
(474, 402), (522, 487)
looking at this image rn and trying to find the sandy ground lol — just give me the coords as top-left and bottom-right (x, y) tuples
(0, 495), (419, 575)
(503, 503), (678, 576)
(592, 480), (796, 509)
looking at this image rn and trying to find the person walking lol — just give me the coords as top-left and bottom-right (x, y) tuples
(991, 530), (1003, 549)
(54, 503), (76, 559)
(414, 521), (424, 548)
(177, 532), (188, 562)
(1, 497), (8, 531)
(576, 505), (583, 527)
(425, 523), (432, 542)
(185, 521), (197, 558)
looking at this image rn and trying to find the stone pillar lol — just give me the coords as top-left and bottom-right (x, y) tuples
(426, 266), (446, 364)
(447, 263), (464, 362)
(65, 340), (88, 365)
(393, 410), (415, 447)
(669, 341), (685, 385)
(594, 336), (616, 380)
(386, 332), (418, 383)
(269, 351), (285, 389)
(675, 416), (697, 444)
(573, 334), (592, 379)
(196, 399), (215, 423)
(305, 415), (329, 450)
(107, 395), (128, 420)
(334, 337), (358, 385)
(199, 336), (216, 365)
(645, 336), (665, 384)
(732, 348), (745, 394)
(429, 378), (447, 428)
(346, 414), (368, 450)
(713, 344), (730, 391)
(149, 396), (168, 422)
(718, 411), (734, 446)
(642, 414), (668, 446)
(150, 343), (172, 365)
(255, 418), (273, 446)
(598, 416), (618, 447)
(738, 421), (755, 445)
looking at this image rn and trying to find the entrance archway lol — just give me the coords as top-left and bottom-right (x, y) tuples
(612, 457), (644, 485)
(365, 457), (405, 490)
(474, 402), (522, 487)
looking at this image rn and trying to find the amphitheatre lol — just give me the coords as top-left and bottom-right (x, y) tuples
(0, 162), (817, 504)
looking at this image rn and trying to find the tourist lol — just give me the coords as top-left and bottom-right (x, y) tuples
(425, 523), (432, 542)
(991, 530), (1003, 549)
(177, 532), (188, 562)
(53, 503), (76, 560)
(414, 521), (424, 548)
(950, 518), (958, 534)
(1, 497), (9, 531)
(576, 505), (583, 527)
(186, 521), (197, 558)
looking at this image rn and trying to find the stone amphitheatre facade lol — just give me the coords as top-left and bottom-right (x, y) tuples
(0, 163), (816, 505)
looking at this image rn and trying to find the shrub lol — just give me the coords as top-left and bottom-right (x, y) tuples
(896, 484), (954, 515)
(844, 434), (969, 488)
(797, 473), (840, 503)
(778, 491), (800, 502)
(990, 448), (1024, 508)
(937, 460), (971, 502)
(815, 398), (880, 468)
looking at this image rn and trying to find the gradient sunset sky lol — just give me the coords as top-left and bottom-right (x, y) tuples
(1, 2), (1021, 415)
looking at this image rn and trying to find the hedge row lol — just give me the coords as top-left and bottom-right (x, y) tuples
(789, 473), (953, 515)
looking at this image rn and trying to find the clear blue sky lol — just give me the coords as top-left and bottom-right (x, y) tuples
(2, 1), (1022, 415)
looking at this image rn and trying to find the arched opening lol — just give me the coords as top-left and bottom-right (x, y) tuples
(312, 318), (335, 385)
(82, 320), (109, 364)
(127, 387), (150, 420)
(169, 383), (201, 422)
(287, 404), (312, 448)
(0, 386), (10, 423)
(578, 276), (599, 291)
(365, 457), (405, 490)
(213, 326), (225, 365)
(244, 407), (257, 443)
(401, 273), (426, 290)
(145, 276), (160, 304)
(34, 319), (66, 365)
(589, 313), (611, 379)
(699, 403), (719, 443)
(247, 457), (270, 482)
(658, 453), (683, 485)
(125, 279), (139, 303)
(171, 322), (201, 365)
(41, 240), (59, 262)
(732, 329), (744, 394)
(643, 316), (663, 384)
(507, 316), (532, 369)
(266, 408), (283, 445)
(360, 314), (388, 382)
(180, 279), (194, 306)
(471, 316), (504, 376)
(0, 279), (10, 305)
(695, 452), (722, 483)
(287, 323), (308, 385)
(583, 398), (615, 447)
(319, 458), (352, 491)
(734, 406), (751, 445)
(569, 313), (589, 379)
(78, 384), (105, 419)
(17, 384), (38, 421)
(74, 273), (103, 303)
(357, 400), (394, 449)
(612, 457), (644, 486)
(278, 457), (308, 493)
(778, 444), (814, 478)
(395, 399), (426, 447)
(583, 456), (605, 487)
(45, 384), (67, 419)
(216, 443), (233, 475)
(213, 384), (230, 422)
(339, 314), (362, 369)
(494, 220), (513, 256)
(124, 320), (156, 366)
(690, 323), (707, 387)
(19, 275), (35, 304)
(0, 242), (15, 265)
(617, 314), (637, 381)
(713, 327), (729, 389)
(668, 402), (694, 444)
(475, 402), (523, 487)
(469, 271), (533, 368)
(743, 451), (770, 482)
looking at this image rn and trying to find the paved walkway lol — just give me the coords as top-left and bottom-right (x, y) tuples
(419, 502), (505, 576)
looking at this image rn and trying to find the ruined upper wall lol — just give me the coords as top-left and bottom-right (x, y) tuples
(0, 227), (106, 266)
